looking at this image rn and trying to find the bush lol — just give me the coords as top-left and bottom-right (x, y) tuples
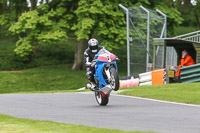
(0, 38), (75, 70)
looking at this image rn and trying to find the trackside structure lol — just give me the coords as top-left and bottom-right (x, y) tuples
(119, 4), (200, 84)
(153, 31), (200, 70)
(119, 4), (168, 76)
(153, 31), (200, 83)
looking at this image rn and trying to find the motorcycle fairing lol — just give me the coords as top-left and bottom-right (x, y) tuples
(95, 60), (117, 89)
(97, 53), (116, 62)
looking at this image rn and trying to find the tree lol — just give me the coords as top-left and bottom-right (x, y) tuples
(7, 0), (187, 68)
(9, 2), (73, 61)
(0, 0), (10, 36)
(175, 0), (196, 28)
(0, 0), (28, 37)
(153, 0), (184, 36)
(0, 0), (7, 14)
(30, 0), (38, 10)
(193, 0), (200, 28)
(72, 0), (135, 70)
(71, 0), (185, 70)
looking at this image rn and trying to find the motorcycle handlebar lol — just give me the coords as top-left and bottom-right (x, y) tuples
(116, 57), (120, 61)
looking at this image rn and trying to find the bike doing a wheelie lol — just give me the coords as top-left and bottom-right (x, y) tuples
(86, 49), (119, 106)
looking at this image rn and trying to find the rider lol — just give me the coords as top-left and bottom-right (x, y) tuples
(84, 38), (105, 89)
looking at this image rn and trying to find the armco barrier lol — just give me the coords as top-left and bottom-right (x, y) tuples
(139, 69), (165, 86)
(120, 77), (139, 88)
(180, 63), (200, 83)
(120, 69), (166, 88)
(140, 81), (152, 86)
(139, 72), (152, 83)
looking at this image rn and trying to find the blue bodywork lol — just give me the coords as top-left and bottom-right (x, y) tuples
(94, 56), (118, 89)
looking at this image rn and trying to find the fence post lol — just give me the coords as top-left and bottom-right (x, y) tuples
(119, 4), (130, 76)
(140, 5), (150, 72)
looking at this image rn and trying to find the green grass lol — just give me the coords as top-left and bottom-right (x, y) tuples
(0, 65), (88, 94)
(119, 83), (200, 105)
(0, 63), (127, 94)
(0, 114), (152, 133)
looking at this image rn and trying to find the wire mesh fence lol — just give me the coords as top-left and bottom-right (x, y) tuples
(128, 6), (165, 75)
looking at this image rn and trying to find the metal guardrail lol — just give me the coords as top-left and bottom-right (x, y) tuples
(174, 30), (200, 43)
(180, 63), (200, 83)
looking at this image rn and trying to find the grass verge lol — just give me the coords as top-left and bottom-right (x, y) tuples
(0, 114), (152, 133)
(0, 65), (87, 94)
(0, 63), (127, 94)
(119, 83), (200, 105)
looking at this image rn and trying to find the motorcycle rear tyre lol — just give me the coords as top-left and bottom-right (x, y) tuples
(95, 92), (109, 106)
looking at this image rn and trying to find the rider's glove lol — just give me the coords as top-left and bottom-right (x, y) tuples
(91, 61), (97, 68)
(85, 62), (91, 67)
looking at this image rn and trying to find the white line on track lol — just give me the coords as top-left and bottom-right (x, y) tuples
(113, 94), (200, 108)
(78, 91), (200, 108)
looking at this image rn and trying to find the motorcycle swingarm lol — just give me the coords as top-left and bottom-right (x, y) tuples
(92, 86), (112, 95)
(99, 85), (112, 95)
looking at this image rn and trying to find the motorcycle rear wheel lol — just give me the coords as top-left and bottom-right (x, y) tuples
(95, 91), (109, 106)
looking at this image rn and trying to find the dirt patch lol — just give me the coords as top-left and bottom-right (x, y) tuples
(0, 70), (22, 72)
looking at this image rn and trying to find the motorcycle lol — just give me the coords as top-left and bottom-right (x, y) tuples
(86, 49), (119, 106)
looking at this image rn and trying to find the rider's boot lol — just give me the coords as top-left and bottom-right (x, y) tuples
(85, 82), (96, 90)
(86, 76), (97, 90)
(85, 70), (97, 90)
(85, 83), (91, 89)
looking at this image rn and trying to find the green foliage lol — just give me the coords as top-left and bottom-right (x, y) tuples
(9, 4), (69, 43)
(0, 0), (28, 37)
(134, 0), (151, 6)
(1, 0), (199, 70)
(37, 30), (67, 44)
(72, 0), (184, 51)
(72, 0), (134, 51)
(9, 3), (72, 61)
(14, 38), (34, 61)
(174, 26), (198, 36)
(155, 5), (184, 36)
(0, 38), (17, 70)
(0, 38), (75, 70)
(0, 13), (13, 36)
(174, 0), (198, 28)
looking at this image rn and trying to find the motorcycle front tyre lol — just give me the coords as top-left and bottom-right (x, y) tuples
(109, 67), (119, 91)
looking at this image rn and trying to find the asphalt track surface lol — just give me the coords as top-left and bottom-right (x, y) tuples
(0, 93), (200, 133)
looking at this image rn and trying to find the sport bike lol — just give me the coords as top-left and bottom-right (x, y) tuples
(86, 49), (119, 106)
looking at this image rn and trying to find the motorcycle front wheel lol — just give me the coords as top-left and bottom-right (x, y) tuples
(109, 67), (119, 91)
(95, 91), (109, 106)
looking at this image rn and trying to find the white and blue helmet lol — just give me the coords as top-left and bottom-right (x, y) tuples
(88, 38), (99, 53)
